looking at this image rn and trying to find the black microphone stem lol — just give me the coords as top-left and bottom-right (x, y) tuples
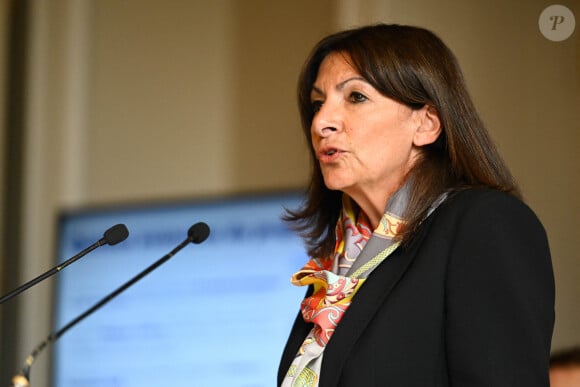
(0, 242), (102, 305)
(0, 224), (128, 305)
(18, 237), (191, 381)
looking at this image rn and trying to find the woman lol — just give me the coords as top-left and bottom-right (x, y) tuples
(278, 24), (554, 386)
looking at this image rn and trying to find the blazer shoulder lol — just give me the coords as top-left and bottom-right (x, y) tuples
(443, 188), (524, 209)
(436, 188), (544, 229)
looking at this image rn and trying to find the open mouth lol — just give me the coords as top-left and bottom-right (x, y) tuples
(318, 147), (341, 161)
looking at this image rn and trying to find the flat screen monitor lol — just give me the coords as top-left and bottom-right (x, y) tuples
(53, 191), (308, 387)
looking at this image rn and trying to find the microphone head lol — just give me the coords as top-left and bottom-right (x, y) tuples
(103, 224), (129, 246)
(187, 222), (210, 244)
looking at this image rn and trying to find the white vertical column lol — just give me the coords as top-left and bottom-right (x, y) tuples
(18, 0), (92, 385)
(19, 0), (52, 383)
(60, 0), (91, 206)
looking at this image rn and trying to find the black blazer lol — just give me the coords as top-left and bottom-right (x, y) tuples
(278, 189), (554, 386)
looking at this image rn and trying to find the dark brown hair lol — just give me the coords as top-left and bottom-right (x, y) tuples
(550, 346), (580, 368)
(285, 24), (520, 258)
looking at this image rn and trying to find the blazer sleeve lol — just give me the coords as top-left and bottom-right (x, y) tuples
(444, 190), (555, 386)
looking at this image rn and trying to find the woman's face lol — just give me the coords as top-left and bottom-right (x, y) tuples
(310, 52), (424, 211)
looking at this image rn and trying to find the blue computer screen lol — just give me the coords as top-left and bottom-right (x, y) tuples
(53, 192), (308, 387)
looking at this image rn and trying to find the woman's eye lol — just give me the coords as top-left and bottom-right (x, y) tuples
(349, 92), (367, 103)
(311, 100), (323, 113)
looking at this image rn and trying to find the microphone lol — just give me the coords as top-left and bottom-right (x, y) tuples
(10, 222), (210, 387)
(0, 224), (129, 305)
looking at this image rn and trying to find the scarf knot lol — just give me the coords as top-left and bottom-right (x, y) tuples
(292, 269), (364, 346)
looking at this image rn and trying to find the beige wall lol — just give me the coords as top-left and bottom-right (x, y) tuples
(86, 0), (327, 204)
(3, 0), (578, 385)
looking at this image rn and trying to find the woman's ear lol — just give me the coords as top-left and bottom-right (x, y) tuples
(413, 105), (441, 146)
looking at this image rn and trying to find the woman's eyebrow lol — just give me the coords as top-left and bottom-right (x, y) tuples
(336, 76), (366, 90)
(311, 76), (367, 97)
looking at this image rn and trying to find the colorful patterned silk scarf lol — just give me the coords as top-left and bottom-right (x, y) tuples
(282, 183), (410, 387)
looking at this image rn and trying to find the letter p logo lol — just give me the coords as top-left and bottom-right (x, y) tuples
(550, 15), (566, 30)
(539, 5), (576, 42)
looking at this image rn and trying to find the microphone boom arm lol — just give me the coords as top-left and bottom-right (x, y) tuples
(0, 224), (128, 305)
(0, 243), (101, 304)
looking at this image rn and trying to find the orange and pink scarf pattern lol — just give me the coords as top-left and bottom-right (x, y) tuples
(291, 198), (373, 346)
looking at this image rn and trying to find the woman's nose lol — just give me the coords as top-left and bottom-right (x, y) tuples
(311, 102), (341, 138)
